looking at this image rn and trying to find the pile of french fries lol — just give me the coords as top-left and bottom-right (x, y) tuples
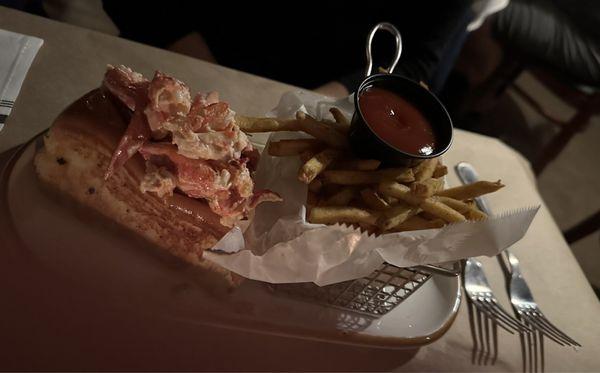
(236, 109), (504, 234)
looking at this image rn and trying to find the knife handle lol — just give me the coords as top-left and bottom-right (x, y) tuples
(454, 162), (513, 276)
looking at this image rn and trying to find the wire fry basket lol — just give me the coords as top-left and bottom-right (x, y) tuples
(268, 262), (461, 317)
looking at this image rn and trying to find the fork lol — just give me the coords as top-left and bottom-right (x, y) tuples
(504, 251), (581, 347)
(456, 162), (581, 372)
(463, 257), (531, 365)
(501, 250), (581, 372)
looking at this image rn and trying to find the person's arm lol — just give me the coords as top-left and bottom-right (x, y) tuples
(336, 0), (472, 94)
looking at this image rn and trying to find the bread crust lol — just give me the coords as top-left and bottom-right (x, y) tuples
(34, 89), (239, 287)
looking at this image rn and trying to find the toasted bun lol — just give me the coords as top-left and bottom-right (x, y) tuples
(34, 89), (241, 287)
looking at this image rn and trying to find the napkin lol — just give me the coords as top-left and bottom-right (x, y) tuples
(0, 29), (44, 132)
(204, 91), (540, 286)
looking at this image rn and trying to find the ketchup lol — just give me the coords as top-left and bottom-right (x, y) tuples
(358, 86), (436, 155)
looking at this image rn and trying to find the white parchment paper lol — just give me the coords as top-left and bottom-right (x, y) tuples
(204, 91), (539, 286)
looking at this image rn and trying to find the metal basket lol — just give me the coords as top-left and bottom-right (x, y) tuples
(269, 262), (461, 317)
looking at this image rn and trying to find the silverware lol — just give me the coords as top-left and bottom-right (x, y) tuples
(457, 162), (530, 366)
(505, 251), (581, 348)
(456, 161), (581, 372)
(505, 250), (581, 372)
(463, 257), (530, 365)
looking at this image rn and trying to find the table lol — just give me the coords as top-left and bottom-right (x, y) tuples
(1, 6), (599, 371)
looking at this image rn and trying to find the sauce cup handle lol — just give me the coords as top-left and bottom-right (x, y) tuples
(365, 22), (403, 77)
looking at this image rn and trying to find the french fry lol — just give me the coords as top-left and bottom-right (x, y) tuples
(377, 203), (418, 231)
(322, 187), (357, 206)
(381, 195), (399, 205)
(299, 149), (318, 163)
(433, 163), (448, 178)
(236, 116), (299, 132)
(296, 112), (349, 149)
(418, 211), (440, 221)
(335, 159), (381, 171)
(329, 107), (350, 127)
(360, 188), (390, 211)
(323, 168), (414, 185)
(465, 199), (477, 209)
(238, 105), (506, 234)
(298, 148), (340, 184)
(383, 168), (413, 183)
(410, 178), (444, 198)
(379, 181), (466, 223)
(419, 199), (466, 223)
(308, 206), (379, 225)
(267, 139), (322, 156)
(435, 196), (487, 221)
(414, 158), (438, 182)
(378, 181), (423, 205)
(436, 180), (504, 200)
(323, 119), (350, 133)
(308, 179), (323, 193)
(390, 216), (446, 232)
(358, 223), (379, 235)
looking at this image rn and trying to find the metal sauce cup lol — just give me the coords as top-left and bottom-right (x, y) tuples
(348, 23), (454, 167)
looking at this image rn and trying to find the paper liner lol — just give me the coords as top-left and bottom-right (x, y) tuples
(204, 91), (539, 286)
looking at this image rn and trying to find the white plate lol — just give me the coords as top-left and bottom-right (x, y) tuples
(0, 137), (461, 349)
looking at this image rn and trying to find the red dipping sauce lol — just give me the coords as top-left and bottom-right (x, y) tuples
(358, 86), (437, 155)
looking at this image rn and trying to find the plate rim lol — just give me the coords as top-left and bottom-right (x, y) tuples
(0, 135), (462, 349)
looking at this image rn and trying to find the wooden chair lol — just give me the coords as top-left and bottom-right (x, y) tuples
(564, 211), (600, 244)
(511, 69), (600, 174)
(475, 53), (600, 174)
(477, 53), (600, 244)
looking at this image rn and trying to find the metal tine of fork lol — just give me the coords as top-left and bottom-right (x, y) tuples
(482, 301), (524, 332)
(539, 329), (545, 372)
(497, 308), (533, 333)
(477, 301), (517, 333)
(528, 327), (546, 373)
(483, 313), (492, 365)
(525, 327), (534, 372)
(532, 324), (538, 372)
(472, 299), (512, 333)
(518, 328), (527, 373)
(521, 313), (568, 346)
(524, 314), (567, 347)
(531, 317), (572, 346)
(534, 329), (545, 373)
(523, 320), (546, 373)
(476, 307), (486, 365)
(480, 299), (530, 333)
(521, 311), (570, 345)
(534, 312), (581, 346)
(471, 303), (500, 366)
(491, 318), (499, 365)
(467, 299), (479, 365)
(516, 317), (533, 373)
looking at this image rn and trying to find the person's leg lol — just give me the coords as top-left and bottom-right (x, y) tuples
(430, 8), (474, 94)
(439, 20), (505, 121)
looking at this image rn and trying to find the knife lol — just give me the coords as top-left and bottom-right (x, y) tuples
(455, 161), (512, 275)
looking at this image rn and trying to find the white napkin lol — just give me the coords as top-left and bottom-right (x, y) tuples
(205, 91), (539, 286)
(0, 29), (44, 132)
